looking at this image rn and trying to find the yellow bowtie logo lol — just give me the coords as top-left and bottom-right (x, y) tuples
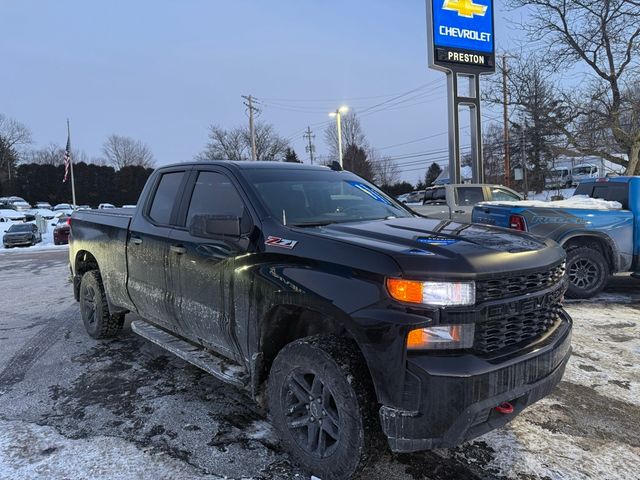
(443, 0), (488, 18)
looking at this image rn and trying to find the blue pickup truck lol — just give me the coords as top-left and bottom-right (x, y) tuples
(472, 177), (639, 299)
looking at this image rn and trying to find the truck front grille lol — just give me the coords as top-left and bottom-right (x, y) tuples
(474, 288), (564, 355)
(476, 262), (566, 303)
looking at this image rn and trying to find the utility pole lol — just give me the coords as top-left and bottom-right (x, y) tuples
(242, 95), (260, 160)
(521, 125), (528, 198)
(501, 55), (511, 188)
(303, 126), (315, 165)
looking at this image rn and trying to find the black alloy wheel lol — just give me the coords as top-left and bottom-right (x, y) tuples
(283, 370), (341, 459)
(565, 246), (608, 299)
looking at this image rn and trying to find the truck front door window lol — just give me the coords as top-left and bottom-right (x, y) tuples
(186, 172), (246, 228)
(491, 189), (520, 202)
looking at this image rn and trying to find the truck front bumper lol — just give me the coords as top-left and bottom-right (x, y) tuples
(379, 310), (572, 452)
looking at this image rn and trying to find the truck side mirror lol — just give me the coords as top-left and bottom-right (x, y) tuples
(189, 214), (242, 239)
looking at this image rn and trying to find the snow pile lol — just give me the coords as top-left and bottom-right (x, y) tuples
(482, 195), (622, 210)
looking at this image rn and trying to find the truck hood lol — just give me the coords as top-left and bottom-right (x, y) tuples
(305, 217), (564, 278)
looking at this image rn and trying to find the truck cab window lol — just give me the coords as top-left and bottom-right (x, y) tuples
(491, 188), (520, 202)
(148, 172), (184, 225)
(431, 188), (446, 204)
(456, 187), (484, 206)
(186, 172), (246, 227)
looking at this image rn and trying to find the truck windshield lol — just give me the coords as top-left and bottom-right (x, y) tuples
(246, 169), (413, 226)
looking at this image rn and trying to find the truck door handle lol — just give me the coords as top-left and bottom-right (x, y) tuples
(131, 236), (143, 245)
(170, 245), (187, 255)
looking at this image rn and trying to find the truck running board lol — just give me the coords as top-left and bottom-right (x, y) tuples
(131, 320), (249, 388)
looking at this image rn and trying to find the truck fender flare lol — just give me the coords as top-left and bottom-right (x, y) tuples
(558, 231), (619, 272)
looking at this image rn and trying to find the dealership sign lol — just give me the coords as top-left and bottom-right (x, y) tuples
(427, 0), (495, 73)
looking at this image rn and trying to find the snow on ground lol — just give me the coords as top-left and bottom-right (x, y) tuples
(483, 195), (622, 210)
(0, 419), (223, 480)
(0, 220), (68, 254)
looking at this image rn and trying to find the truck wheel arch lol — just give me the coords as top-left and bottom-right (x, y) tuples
(559, 233), (617, 273)
(73, 250), (100, 301)
(255, 304), (371, 400)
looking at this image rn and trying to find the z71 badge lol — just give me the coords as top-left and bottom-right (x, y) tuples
(265, 236), (298, 250)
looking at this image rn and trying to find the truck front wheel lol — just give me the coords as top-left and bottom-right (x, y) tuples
(79, 270), (124, 339)
(267, 335), (380, 480)
(566, 246), (609, 299)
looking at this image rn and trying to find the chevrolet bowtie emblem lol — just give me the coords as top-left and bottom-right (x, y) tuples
(442, 0), (488, 18)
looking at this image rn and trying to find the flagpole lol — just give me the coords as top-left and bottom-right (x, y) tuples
(67, 119), (77, 209)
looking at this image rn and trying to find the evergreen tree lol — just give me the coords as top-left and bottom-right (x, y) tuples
(425, 162), (442, 187)
(284, 148), (301, 163)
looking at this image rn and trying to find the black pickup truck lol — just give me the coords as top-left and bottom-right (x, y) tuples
(69, 161), (572, 479)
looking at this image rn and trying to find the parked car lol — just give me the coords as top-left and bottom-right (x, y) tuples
(0, 209), (26, 222)
(98, 203), (116, 209)
(34, 201), (53, 210)
(9, 201), (36, 222)
(53, 203), (74, 216)
(0, 196), (27, 208)
(396, 193), (410, 203)
(54, 217), (71, 245)
(545, 168), (572, 189)
(77, 205), (92, 211)
(69, 161), (572, 479)
(413, 184), (523, 223)
(403, 190), (425, 205)
(472, 177), (640, 298)
(121, 204), (137, 209)
(3, 223), (42, 248)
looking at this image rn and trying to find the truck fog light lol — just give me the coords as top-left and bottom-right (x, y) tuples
(407, 324), (475, 350)
(386, 279), (475, 306)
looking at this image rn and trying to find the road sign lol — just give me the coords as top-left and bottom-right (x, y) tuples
(427, 0), (495, 74)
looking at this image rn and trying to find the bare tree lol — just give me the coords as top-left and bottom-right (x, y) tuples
(370, 152), (400, 186)
(324, 111), (368, 160)
(507, 0), (640, 174)
(25, 144), (65, 165)
(102, 134), (155, 170)
(197, 126), (247, 161)
(0, 114), (32, 179)
(197, 122), (289, 161)
(246, 123), (290, 161)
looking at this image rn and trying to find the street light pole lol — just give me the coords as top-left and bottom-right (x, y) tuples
(329, 106), (348, 168)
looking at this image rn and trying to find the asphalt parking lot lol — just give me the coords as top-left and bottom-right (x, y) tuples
(0, 249), (638, 480)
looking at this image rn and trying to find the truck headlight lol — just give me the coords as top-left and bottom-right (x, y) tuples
(386, 279), (475, 306)
(407, 324), (475, 350)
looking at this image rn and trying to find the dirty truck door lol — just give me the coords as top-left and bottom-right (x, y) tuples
(127, 169), (188, 330)
(168, 169), (251, 361)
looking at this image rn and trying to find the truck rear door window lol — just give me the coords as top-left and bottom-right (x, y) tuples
(149, 172), (184, 225)
(186, 172), (246, 227)
(456, 187), (484, 206)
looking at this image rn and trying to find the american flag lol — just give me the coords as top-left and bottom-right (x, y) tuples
(63, 130), (71, 183)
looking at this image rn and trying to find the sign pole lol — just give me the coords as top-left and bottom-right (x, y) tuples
(446, 72), (461, 185)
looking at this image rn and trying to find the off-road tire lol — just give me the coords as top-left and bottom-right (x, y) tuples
(566, 246), (609, 299)
(79, 270), (124, 339)
(268, 335), (382, 480)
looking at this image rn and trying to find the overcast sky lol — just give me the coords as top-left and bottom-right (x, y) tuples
(1, 0), (527, 184)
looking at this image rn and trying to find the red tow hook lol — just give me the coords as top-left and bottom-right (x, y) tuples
(495, 402), (514, 414)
